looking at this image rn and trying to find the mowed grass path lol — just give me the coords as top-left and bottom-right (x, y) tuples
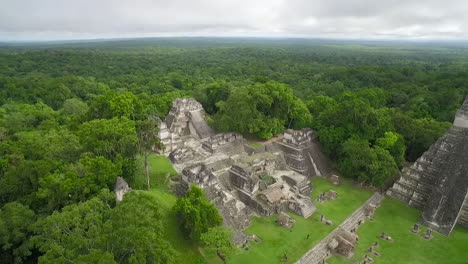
(328, 198), (468, 264)
(228, 177), (374, 264)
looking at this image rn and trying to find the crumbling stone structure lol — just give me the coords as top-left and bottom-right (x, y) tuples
(229, 153), (316, 218)
(276, 128), (333, 178)
(387, 96), (468, 235)
(157, 98), (334, 244)
(114, 177), (131, 202)
(158, 98), (215, 153)
(202, 132), (244, 155)
(327, 228), (359, 258)
(277, 212), (296, 228)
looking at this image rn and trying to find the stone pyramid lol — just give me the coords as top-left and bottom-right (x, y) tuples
(387, 96), (468, 235)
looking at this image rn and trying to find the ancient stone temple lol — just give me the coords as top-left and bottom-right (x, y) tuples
(276, 128), (333, 178)
(387, 96), (468, 235)
(158, 98), (334, 244)
(157, 98), (215, 153)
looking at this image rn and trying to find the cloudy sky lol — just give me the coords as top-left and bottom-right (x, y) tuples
(1, 0), (468, 41)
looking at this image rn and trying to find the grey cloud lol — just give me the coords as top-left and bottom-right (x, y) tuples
(0, 0), (467, 40)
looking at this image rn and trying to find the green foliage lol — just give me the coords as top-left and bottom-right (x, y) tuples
(376, 132), (406, 167)
(106, 191), (177, 264)
(174, 185), (223, 241)
(201, 226), (235, 260)
(15, 127), (82, 162)
(213, 81), (312, 139)
(0, 202), (35, 263)
(0, 103), (57, 134)
(259, 172), (275, 185)
(63, 98), (89, 116)
(194, 81), (232, 114)
(78, 117), (138, 160)
(391, 111), (451, 161)
(142, 90), (188, 117)
(87, 91), (144, 120)
(32, 190), (176, 264)
(36, 155), (121, 211)
(339, 138), (398, 186)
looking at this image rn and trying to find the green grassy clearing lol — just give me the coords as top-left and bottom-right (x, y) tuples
(328, 198), (468, 264)
(148, 189), (206, 264)
(227, 177), (373, 264)
(136, 154), (206, 263)
(248, 142), (264, 149)
(134, 153), (178, 190)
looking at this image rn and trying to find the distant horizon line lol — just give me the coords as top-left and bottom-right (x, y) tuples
(2, 35), (468, 44)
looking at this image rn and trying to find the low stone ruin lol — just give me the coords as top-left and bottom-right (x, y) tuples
(317, 190), (337, 204)
(181, 163), (216, 188)
(387, 96), (468, 235)
(423, 229), (433, 240)
(114, 177), (131, 202)
(277, 212), (296, 228)
(202, 132), (244, 155)
(379, 232), (393, 242)
(330, 174), (340, 186)
(168, 147), (197, 164)
(411, 223), (420, 233)
(327, 228), (359, 258)
(320, 214), (333, 225)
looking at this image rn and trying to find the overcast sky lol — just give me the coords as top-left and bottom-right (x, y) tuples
(1, 0), (468, 41)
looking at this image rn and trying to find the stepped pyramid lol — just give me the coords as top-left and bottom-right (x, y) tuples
(387, 96), (468, 235)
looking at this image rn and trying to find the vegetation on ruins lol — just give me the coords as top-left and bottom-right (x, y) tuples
(1, 38), (468, 262)
(174, 185), (223, 241)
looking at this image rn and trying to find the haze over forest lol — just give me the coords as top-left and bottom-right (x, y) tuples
(1, 0), (468, 41)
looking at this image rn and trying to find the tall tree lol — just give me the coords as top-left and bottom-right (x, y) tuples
(200, 226), (235, 264)
(174, 185), (223, 241)
(137, 118), (163, 190)
(0, 202), (36, 263)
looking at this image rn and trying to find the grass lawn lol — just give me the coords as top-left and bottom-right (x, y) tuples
(134, 153), (178, 190)
(327, 198), (468, 264)
(148, 188), (207, 264)
(227, 177), (374, 264)
(248, 142), (264, 149)
(135, 154), (206, 263)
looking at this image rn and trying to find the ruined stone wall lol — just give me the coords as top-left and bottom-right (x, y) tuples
(276, 137), (332, 178)
(243, 144), (267, 156)
(236, 189), (273, 216)
(295, 193), (383, 264)
(202, 132), (244, 154)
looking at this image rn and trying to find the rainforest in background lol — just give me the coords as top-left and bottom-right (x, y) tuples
(0, 38), (467, 263)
